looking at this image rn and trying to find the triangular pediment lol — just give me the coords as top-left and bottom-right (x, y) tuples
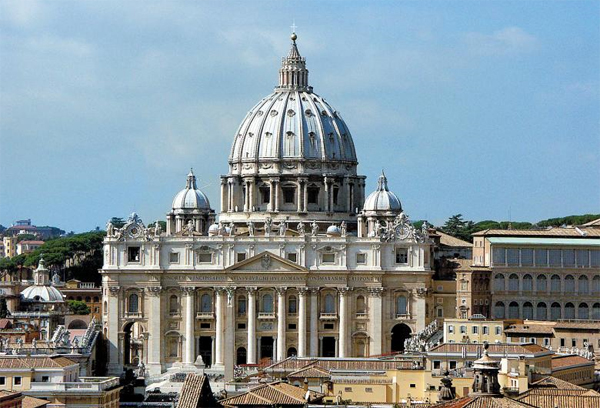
(226, 251), (307, 273)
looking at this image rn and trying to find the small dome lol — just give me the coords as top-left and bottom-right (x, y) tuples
(172, 170), (211, 211)
(363, 172), (402, 212)
(21, 285), (64, 303)
(326, 225), (341, 236)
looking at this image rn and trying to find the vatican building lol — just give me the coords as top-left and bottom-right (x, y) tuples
(101, 34), (434, 378)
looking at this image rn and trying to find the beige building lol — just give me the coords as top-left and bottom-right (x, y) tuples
(432, 279), (456, 320)
(442, 318), (505, 344)
(472, 225), (600, 321)
(15, 241), (44, 256)
(2, 238), (17, 259)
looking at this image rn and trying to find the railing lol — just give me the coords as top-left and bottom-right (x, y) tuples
(196, 312), (214, 319)
(431, 368), (473, 378)
(124, 312), (142, 318)
(29, 377), (120, 393)
(258, 312), (275, 319)
(356, 312), (368, 318)
(79, 282), (96, 289)
(320, 313), (337, 320)
(395, 313), (411, 319)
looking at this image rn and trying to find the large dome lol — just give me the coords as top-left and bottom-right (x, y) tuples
(21, 285), (64, 303)
(228, 34), (357, 177)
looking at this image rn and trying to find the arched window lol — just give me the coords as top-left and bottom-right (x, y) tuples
(262, 294), (273, 313)
(564, 302), (575, 319)
(93, 296), (99, 302)
(508, 274), (519, 291)
(169, 295), (178, 314)
(85, 296), (91, 302)
(508, 301), (519, 318)
(128, 294), (139, 313)
(238, 296), (247, 316)
(536, 275), (547, 292)
(324, 294), (335, 313)
(201, 294), (212, 312)
(523, 302), (533, 319)
(551, 302), (561, 320)
(536, 302), (547, 320)
(522, 275), (533, 291)
(356, 295), (366, 314)
(494, 274), (505, 291)
(579, 276), (589, 293)
(578, 303), (589, 319)
(593, 276), (600, 293)
(551, 275), (561, 292)
(592, 303), (600, 320)
(396, 296), (407, 315)
(288, 296), (297, 314)
(495, 302), (505, 319)
(564, 275), (575, 292)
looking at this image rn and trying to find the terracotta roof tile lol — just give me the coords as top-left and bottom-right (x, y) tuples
(433, 396), (535, 408)
(472, 227), (600, 237)
(288, 365), (331, 379)
(220, 381), (323, 407)
(0, 356), (77, 369)
(176, 373), (213, 408)
(266, 356), (415, 373)
(428, 343), (548, 356)
(22, 396), (49, 408)
(551, 355), (594, 370)
(530, 375), (591, 391)
(516, 392), (600, 408)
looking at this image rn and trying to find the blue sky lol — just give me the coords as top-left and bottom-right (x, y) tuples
(0, 1), (598, 232)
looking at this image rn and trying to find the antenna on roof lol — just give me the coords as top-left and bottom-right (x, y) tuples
(508, 206), (512, 230)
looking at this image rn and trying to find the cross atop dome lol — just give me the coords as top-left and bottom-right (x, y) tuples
(186, 168), (197, 189)
(377, 170), (389, 192)
(278, 31), (309, 91)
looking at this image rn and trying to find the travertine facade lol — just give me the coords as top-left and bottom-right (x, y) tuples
(101, 34), (434, 378)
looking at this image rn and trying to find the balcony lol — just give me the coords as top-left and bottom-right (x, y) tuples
(29, 377), (120, 394)
(124, 312), (142, 319)
(319, 313), (337, 320)
(395, 313), (411, 319)
(196, 312), (214, 320)
(356, 312), (368, 319)
(258, 312), (275, 319)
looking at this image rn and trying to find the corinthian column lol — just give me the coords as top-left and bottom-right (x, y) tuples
(247, 287), (257, 364)
(368, 287), (384, 356)
(276, 287), (287, 361)
(106, 285), (121, 375)
(309, 287), (319, 356)
(338, 287), (350, 358)
(146, 286), (163, 375)
(298, 288), (308, 357)
(182, 287), (196, 365)
(214, 288), (224, 366)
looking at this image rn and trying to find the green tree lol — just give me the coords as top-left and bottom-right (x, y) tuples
(109, 217), (125, 228)
(67, 300), (90, 315)
(16, 234), (37, 243)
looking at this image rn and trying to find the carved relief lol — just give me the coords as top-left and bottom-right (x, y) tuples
(146, 286), (163, 297)
(108, 286), (121, 297)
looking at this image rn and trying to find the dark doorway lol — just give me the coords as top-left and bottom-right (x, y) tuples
(236, 347), (247, 365)
(322, 337), (336, 357)
(391, 323), (412, 352)
(260, 336), (274, 360)
(287, 347), (297, 357)
(123, 322), (133, 365)
(199, 336), (212, 367)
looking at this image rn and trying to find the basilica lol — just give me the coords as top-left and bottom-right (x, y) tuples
(101, 33), (434, 378)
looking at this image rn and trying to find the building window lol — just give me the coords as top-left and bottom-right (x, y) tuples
(198, 253), (212, 263)
(483, 326), (489, 335)
(128, 294), (139, 313)
(0, 377), (5, 385)
(551, 275), (561, 292)
(494, 274), (505, 291)
(236, 252), (247, 262)
(365, 387), (373, 393)
(322, 253), (335, 264)
(169, 252), (179, 263)
(286, 252), (297, 263)
(288, 296), (297, 314)
(238, 296), (247, 316)
(460, 325), (467, 334)
(549, 250), (561, 266)
(168, 337), (179, 357)
(237, 323), (246, 329)
(448, 325), (454, 333)
(288, 323), (297, 330)
(344, 387), (352, 392)
(356, 295), (366, 314)
(14, 377), (21, 386)
(41, 376), (49, 382)
(522, 274), (533, 291)
(127, 247), (140, 262)
(356, 253), (366, 264)
(495, 326), (502, 335)
(493, 247), (506, 265)
(521, 249), (533, 266)
(472, 326), (478, 334)
(560, 338), (565, 347)
(579, 276), (589, 293)
(200, 294), (212, 312)
(260, 187), (270, 204)
(324, 323), (334, 330)
(449, 361), (457, 370)
(572, 339), (577, 347)
(565, 275), (575, 292)
(283, 187), (295, 204)
(433, 360), (441, 369)
(396, 296), (407, 315)
(395, 248), (408, 264)
(200, 323), (210, 329)
(262, 294), (273, 313)
(308, 187), (319, 204)
(324, 293), (336, 313)
(169, 295), (178, 314)
(437, 307), (443, 318)
(508, 274), (519, 291)
(332, 187), (340, 205)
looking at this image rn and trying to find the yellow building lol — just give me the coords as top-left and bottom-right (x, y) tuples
(442, 318), (506, 344)
(2, 238), (17, 259)
(432, 280), (456, 320)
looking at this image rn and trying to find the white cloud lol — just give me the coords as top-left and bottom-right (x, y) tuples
(464, 27), (539, 56)
(0, 0), (45, 27)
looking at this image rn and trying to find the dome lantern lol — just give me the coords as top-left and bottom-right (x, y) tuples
(277, 33), (310, 91)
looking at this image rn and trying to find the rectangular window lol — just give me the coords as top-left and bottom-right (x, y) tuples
(365, 387), (373, 393)
(410, 384), (416, 388)
(288, 323), (297, 330)
(308, 187), (319, 204)
(591, 250), (600, 267)
(543, 338), (550, 346)
(563, 249), (575, 267)
(261, 187), (270, 204)
(507, 249), (519, 265)
(0, 377), (5, 385)
(283, 187), (295, 204)
(572, 339), (577, 347)
(322, 253), (335, 264)
(535, 249), (548, 266)
(236, 252), (247, 262)
(14, 377), (21, 386)
(169, 252), (179, 263)
(460, 325), (467, 334)
(493, 247), (506, 265)
(200, 323), (211, 329)
(237, 323), (246, 329)
(521, 249), (533, 266)
(344, 387), (352, 392)
(577, 250), (589, 267)
(483, 326), (489, 335)
(333, 187), (340, 205)
(324, 323), (334, 330)
(472, 326), (479, 334)
(560, 338), (565, 347)
(495, 326), (502, 335)
(198, 253), (212, 263)
(41, 376), (49, 383)
(433, 360), (441, 369)
(448, 325), (454, 333)
(549, 250), (561, 266)
(356, 253), (366, 264)
(286, 252), (297, 263)
(437, 308), (443, 317)
(449, 361), (457, 370)
(395, 248), (408, 264)
(127, 246), (141, 262)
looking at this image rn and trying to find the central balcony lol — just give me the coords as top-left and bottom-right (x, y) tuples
(196, 312), (214, 320)
(258, 312), (275, 319)
(319, 313), (337, 320)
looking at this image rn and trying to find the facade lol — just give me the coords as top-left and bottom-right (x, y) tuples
(472, 226), (600, 321)
(454, 259), (491, 319)
(101, 34), (434, 378)
(15, 241), (44, 256)
(62, 280), (102, 322)
(2, 238), (17, 259)
(442, 318), (505, 344)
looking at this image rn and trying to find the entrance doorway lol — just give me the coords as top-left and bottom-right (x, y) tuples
(260, 336), (274, 360)
(198, 336), (212, 367)
(391, 323), (412, 352)
(322, 337), (336, 357)
(236, 347), (247, 365)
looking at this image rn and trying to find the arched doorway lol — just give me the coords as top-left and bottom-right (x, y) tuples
(68, 319), (88, 330)
(236, 347), (247, 365)
(391, 323), (412, 353)
(123, 322), (144, 366)
(287, 347), (297, 357)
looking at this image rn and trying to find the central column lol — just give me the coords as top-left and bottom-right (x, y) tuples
(224, 287), (236, 380)
(247, 287), (257, 364)
(214, 288), (224, 366)
(324, 177), (330, 213)
(276, 287), (287, 361)
(369, 288), (384, 356)
(274, 180), (280, 212)
(303, 182), (308, 212)
(106, 286), (121, 375)
(183, 287), (196, 365)
(147, 286), (162, 375)
(309, 288), (319, 356)
(269, 180), (275, 212)
(298, 288), (308, 357)
(338, 287), (350, 358)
